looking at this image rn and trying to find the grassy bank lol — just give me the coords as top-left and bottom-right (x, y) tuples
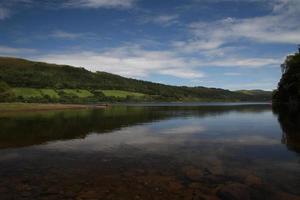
(0, 103), (107, 112)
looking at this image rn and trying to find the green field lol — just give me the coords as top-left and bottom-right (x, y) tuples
(60, 89), (94, 98)
(101, 90), (145, 98)
(40, 89), (60, 98)
(13, 88), (44, 99)
(12, 88), (94, 100)
(11, 88), (145, 102)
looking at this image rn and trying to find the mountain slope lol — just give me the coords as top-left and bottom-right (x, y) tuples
(0, 57), (272, 103)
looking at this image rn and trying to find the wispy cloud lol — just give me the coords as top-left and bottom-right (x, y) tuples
(167, 0), (296, 72)
(185, 0), (300, 48)
(32, 43), (279, 81)
(141, 14), (179, 26)
(172, 40), (224, 52)
(0, 7), (10, 20)
(34, 45), (205, 79)
(63, 0), (136, 9)
(0, 45), (37, 56)
(0, 0), (32, 20)
(159, 68), (204, 79)
(208, 57), (280, 68)
(50, 30), (84, 40)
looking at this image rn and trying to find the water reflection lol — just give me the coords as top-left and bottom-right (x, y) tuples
(0, 106), (169, 149)
(0, 104), (299, 200)
(0, 104), (271, 149)
(273, 105), (300, 154)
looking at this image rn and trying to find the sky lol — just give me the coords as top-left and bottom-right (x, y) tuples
(0, 0), (300, 91)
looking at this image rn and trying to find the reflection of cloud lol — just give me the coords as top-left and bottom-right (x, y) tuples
(162, 125), (206, 134)
(40, 123), (207, 152)
(0, 152), (20, 161)
(39, 111), (281, 153)
(212, 135), (279, 145)
(41, 122), (279, 154)
(41, 126), (158, 151)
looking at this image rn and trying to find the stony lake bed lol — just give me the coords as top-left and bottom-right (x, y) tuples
(0, 103), (299, 200)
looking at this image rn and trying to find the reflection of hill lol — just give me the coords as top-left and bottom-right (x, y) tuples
(0, 107), (169, 149)
(273, 105), (300, 154)
(151, 104), (271, 118)
(0, 104), (271, 149)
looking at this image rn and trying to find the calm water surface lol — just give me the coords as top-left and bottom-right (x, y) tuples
(0, 103), (299, 200)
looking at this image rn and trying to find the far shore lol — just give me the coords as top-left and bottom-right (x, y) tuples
(0, 103), (108, 112)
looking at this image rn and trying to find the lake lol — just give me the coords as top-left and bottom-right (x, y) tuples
(0, 103), (299, 200)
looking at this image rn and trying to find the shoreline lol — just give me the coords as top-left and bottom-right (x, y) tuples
(0, 103), (108, 112)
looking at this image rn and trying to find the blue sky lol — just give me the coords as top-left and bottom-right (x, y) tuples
(0, 0), (299, 91)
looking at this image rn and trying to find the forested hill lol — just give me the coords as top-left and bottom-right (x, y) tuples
(0, 57), (272, 103)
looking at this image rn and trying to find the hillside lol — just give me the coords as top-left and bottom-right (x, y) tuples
(237, 90), (271, 99)
(0, 57), (272, 103)
(273, 51), (300, 108)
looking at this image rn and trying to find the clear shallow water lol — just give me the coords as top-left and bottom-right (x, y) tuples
(0, 104), (299, 200)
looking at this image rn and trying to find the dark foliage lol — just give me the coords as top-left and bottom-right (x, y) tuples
(273, 52), (300, 108)
(0, 80), (15, 102)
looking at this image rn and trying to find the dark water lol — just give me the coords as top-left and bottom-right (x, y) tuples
(0, 103), (299, 200)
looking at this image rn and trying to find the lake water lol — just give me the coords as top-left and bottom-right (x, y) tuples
(0, 103), (299, 200)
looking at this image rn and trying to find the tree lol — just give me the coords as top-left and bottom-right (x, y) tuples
(273, 51), (300, 107)
(0, 80), (15, 102)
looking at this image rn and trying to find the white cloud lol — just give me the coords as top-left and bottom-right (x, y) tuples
(165, 0), (296, 75)
(154, 15), (178, 23)
(50, 30), (83, 40)
(31, 44), (279, 83)
(139, 14), (180, 27)
(63, 0), (136, 8)
(150, 14), (179, 26)
(209, 57), (280, 68)
(187, 0), (300, 47)
(160, 68), (204, 79)
(34, 46), (205, 79)
(171, 0), (300, 63)
(172, 40), (224, 52)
